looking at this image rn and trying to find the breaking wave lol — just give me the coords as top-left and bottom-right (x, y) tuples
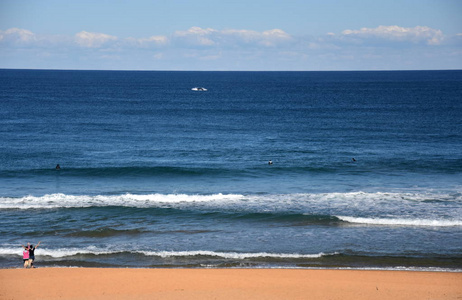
(1, 191), (460, 209)
(337, 216), (462, 227)
(0, 247), (332, 260)
(1, 192), (460, 227)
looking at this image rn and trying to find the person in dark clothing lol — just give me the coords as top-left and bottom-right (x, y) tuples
(28, 241), (41, 268)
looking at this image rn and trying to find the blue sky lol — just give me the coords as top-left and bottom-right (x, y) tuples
(1, 0), (461, 70)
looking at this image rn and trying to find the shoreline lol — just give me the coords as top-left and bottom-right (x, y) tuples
(2, 265), (462, 272)
(1, 268), (460, 299)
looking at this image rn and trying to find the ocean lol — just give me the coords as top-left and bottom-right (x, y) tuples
(0, 69), (461, 270)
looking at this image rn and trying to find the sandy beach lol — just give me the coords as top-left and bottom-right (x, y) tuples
(0, 268), (460, 300)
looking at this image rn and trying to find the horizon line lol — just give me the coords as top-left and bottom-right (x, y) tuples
(1, 68), (461, 72)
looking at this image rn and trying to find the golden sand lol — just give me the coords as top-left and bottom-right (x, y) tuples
(0, 268), (461, 300)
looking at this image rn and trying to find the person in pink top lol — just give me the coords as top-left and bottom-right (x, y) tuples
(22, 245), (30, 268)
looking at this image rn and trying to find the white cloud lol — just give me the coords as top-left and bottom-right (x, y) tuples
(126, 35), (169, 48)
(174, 27), (217, 46)
(173, 27), (292, 48)
(175, 27), (217, 36)
(261, 29), (292, 46)
(0, 28), (36, 44)
(75, 31), (118, 48)
(0, 26), (291, 51)
(222, 28), (292, 47)
(220, 28), (291, 47)
(221, 29), (260, 43)
(1, 25), (461, 70)
(341, 25), (444, 45)
(139, 35), (168, 45)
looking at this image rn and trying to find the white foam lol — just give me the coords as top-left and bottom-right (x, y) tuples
(0, 246), (332, 260)
(1, 192), (461, 222)
(0, 246), (126, 258)
(0, 193), (245, 209)
(337, 216), (462, 227)
(141, 250), (332, 259)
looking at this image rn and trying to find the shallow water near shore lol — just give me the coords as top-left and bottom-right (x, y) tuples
(0, 69), (461, 269)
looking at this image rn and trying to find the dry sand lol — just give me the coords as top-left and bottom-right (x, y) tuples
(0, 268), (461, 300)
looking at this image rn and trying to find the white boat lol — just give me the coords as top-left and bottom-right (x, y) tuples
(192, 87), (207, 91)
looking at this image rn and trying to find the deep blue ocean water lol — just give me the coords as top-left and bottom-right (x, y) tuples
(0, 69), (461, 270)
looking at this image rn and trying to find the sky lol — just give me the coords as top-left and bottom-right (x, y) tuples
(0, 0), (461, 71)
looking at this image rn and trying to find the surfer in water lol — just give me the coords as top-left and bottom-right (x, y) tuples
(55, 164), (61, 170)
(268, 160), (273, 165)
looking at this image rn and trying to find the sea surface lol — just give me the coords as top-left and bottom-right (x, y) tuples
(0, 69), (461, 270)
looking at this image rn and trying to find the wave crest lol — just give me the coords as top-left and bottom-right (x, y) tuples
(1, 191), (461, 209)
(1, 192), (460, 227)
(337, 216), (462, 227)
(0, 193), (245, 209)
(0, 247), (332, 260)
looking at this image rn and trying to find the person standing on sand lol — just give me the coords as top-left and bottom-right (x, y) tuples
(22, 245), (30, 268)
(28, 241), (41, 268)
